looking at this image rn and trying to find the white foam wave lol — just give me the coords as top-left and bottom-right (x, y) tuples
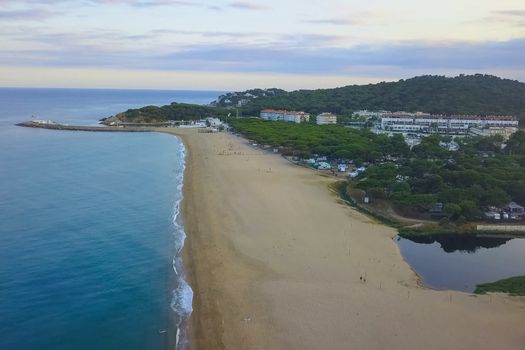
(168, 136), (193, 350)
(171, 275), (193, 316)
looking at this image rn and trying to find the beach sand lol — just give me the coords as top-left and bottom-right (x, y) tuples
(159, 128), (525, 350)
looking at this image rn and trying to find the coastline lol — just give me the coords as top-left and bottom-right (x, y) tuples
(158, 128), (525, 350)
(167, 135), (193, 350)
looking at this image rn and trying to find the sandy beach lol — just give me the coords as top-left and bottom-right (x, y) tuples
(159, 128), (525, 350)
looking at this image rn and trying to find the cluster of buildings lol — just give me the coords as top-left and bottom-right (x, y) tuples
(30, 118), (58, 125)
(377, 112), (518, 138)
(303, 156), (361, 173)
(178, 117), (226, 131)
(260, 109), (337, 125)
(260, 108), (519, 138)
(485, 202), (525, 221)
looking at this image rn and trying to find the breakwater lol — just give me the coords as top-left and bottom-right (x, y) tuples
(16, 121), (153, 132)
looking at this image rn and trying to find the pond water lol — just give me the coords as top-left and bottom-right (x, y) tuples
(396, 234), (525, 292)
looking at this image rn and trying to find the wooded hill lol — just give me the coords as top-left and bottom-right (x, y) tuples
(216, 74), (525, 121)
(102, 102), (232, 124)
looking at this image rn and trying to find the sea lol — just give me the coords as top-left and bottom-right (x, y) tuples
(0, 88), (222, 350)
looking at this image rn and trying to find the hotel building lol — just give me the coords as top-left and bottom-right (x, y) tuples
(380, 113), (518, 135)
(260, 109), (310, 123)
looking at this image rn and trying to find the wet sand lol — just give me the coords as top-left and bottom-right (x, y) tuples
(159, 128), (525, 350)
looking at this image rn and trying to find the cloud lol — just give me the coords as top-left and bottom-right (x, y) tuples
(1, 22), (525, 80)
(0, 0), (216, 8)
(126, 0), (211, 8)
(147, 39), (525, 74)
(485, 10), (525, 27)
(0, 8), (60, 21)
(302, 18), (355, 26)
(229, 1), (270, 11)
(491, 10), (525, 17)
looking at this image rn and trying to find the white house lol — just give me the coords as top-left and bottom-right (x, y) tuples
(316, 112), (337, 125)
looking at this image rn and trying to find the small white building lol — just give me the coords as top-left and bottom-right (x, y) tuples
(206, 117), (222, 127)
(316, 112), (337, 125)
(317, 162), (331, 170)
(179, 121), (207, 128)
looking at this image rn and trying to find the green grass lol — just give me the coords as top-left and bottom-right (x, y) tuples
(474, 276), (525, 295)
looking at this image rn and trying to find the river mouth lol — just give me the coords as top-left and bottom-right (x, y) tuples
(395, 234), (525, 292)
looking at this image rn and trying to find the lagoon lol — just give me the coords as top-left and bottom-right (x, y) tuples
(396, 234), (525, 292)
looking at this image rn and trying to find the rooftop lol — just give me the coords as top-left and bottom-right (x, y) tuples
(382, 113), (517, 121)
(261, 109), (308, 115)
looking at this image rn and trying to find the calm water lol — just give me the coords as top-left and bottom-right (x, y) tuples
(0, 88), (221, 350)
(396, 234), (525, 292)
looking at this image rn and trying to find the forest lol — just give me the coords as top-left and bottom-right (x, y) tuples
(217, 75), (525, 121)
(229, 118), (525, 222)
(108, 75), (525, 125)
(108, 102), (232, 123)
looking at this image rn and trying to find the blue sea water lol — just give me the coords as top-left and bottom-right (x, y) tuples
(0, 88), (221, 350)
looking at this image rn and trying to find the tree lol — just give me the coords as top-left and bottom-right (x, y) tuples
(445, 203), (462, 220)
(459, 200), (481, 220)
(507, 131), (525, 155)
(479, 188), (510, 207)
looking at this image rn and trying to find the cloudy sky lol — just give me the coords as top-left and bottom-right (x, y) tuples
(1, 0), (525, 90)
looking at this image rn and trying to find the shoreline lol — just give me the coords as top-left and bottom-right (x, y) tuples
(168, 135), (192, 350)
(157, 128), (525, 350)
(14, 123), (525, 348)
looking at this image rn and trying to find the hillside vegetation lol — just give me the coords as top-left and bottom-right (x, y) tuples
(104, 102), (232, 124)
(216, 75), (525, 121)
(107, 75), (525, 124)
(475, 276), (525, 295)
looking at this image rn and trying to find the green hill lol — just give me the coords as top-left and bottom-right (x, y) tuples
(216, 74), (525, 121)
(102, 102), (232, 124)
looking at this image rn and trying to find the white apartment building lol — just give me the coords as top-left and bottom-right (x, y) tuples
(316, 112), (337, 125)
(352, 110), (389, 118)
(260, 109), (310, 123)
(380, 114), (518, 134)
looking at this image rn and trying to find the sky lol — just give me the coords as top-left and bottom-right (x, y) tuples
(1, 0), (525, 90)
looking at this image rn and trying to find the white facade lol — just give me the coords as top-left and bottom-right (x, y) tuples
(179, 121), (207, 128)
(206, 117), (222, 127)
(380, 114), (518, 135)
(470, 126), (518, 140)
(260, 109), (310, 123)
(316, 112), (337, 125)
(352, 110), (388, 118)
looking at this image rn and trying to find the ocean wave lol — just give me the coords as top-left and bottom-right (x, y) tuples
(169, 137), (193, 349)
(171, 273), (193, 316)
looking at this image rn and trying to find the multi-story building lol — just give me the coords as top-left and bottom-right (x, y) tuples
(260, 109), (310, 123)
(352, 110), (389, 118)
(470, 126), (518, 140)
(316, 112), (337, 125)
(380, 114), (518, 135)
